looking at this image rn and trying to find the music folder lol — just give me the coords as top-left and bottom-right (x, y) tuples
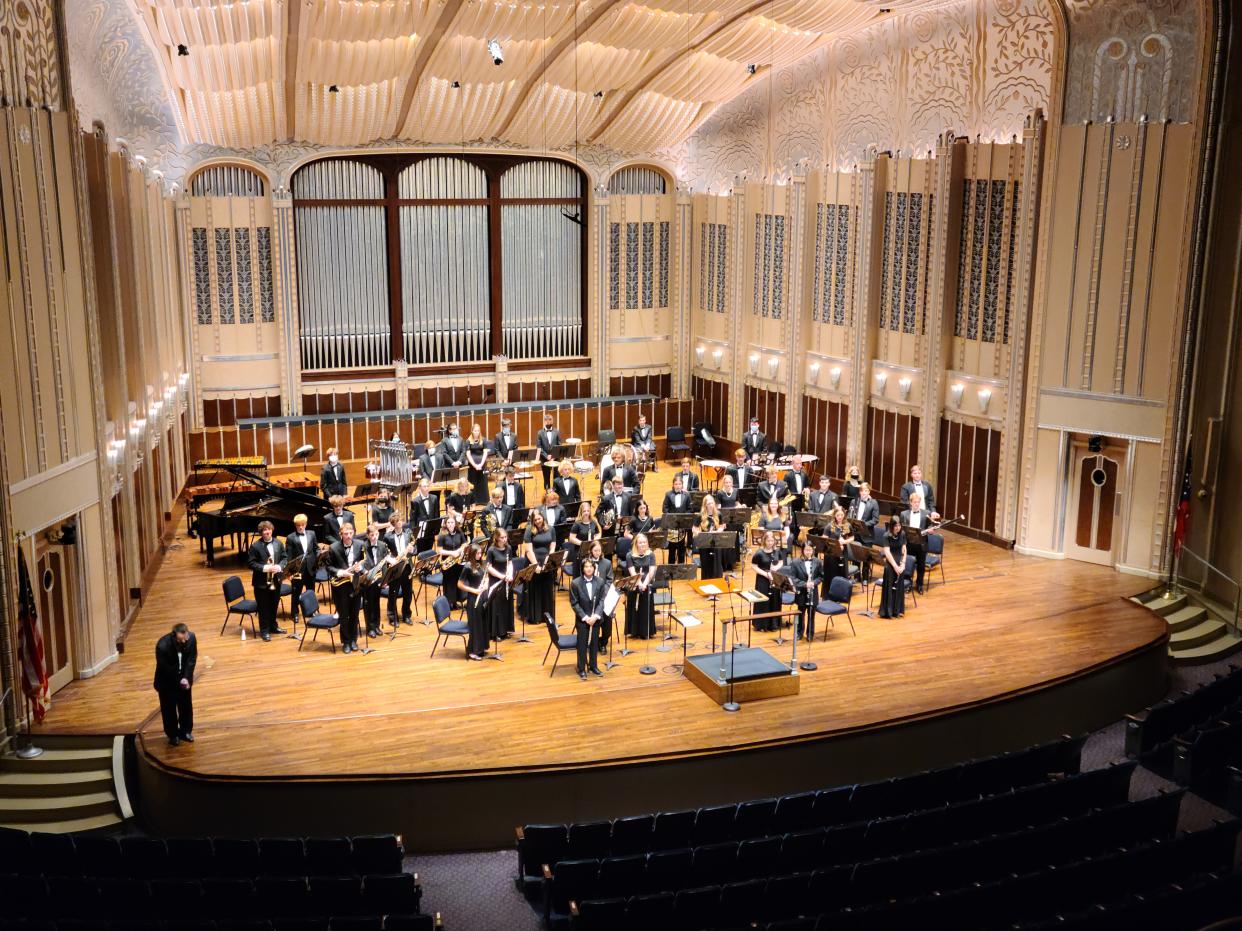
(693, 531), (736, 552)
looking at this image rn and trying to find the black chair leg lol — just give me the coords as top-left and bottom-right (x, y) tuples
(550, 647), (560, 677)
(430, 634), (440, 658)
(328, 629), (336, 654)
(543, 641), (553, 665)
(221, 611), (230, 636)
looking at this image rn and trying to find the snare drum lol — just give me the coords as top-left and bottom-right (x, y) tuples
(574, 458), (594, 474)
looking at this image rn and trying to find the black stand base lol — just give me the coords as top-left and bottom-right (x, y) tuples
(639, 664), (657, 675)
(722, 701), (740, 712)
(799, 660), (818, 671)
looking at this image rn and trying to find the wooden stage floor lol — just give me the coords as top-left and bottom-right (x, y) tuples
(38, 486), (1167, 787)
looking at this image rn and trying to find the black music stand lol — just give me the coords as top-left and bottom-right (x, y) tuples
(660, 511), (696, 572)
(477, 579), (505, 661)
(279, 555), (306, 639)
(411, 551), (441, 625)
(613, 573), (641, 661)
(795, 511), (832, 539)
(654, 563), (698, 652)
(769, 568), (796, 646)
(737, 486), (759, 510)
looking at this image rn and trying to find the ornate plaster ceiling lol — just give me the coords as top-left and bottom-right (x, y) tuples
(123, 0), (939, 152)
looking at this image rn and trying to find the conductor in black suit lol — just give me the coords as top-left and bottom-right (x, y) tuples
(320, 449), (347, 499)
(569, 558), (606, 679)
(247, 520), (287, 641)
(285, 514), (318, 618)
(153, 623), (197, 746)
(494, 420), (520, 463)
(536, 414), (561, 489)
(742, 417), (766, 461)
(899, 465), (939, 516)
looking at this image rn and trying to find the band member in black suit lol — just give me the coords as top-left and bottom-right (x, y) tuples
(786, 539), (823, 641)
(540, 491), (567, 550)
(757, 465), (789, 507)
(570, 557), (607, 679)
(553, 460), (582, 511)
(899, 464), (940, 517)
(783, 455), (810, 511)
(726, 448), (754, 491)
(494, 419), (520, 464)
(631, 414), (656, 470)
(417, 443), (447, 483)
(899, 491), (936, 594)
(742, 417), (767, 461)
(808, 475), (837, 514)
(599, 477), (635, 534)
(440, 422), (466, 468)
(323, 496), (356, 545)
(247, 520), (287, 641)
(359, 523), (390, 638)
(410, 478), (439, 550)
(498, 466), (526, 510)
(673, 457), (699, 493)
(662, 475), (694, 564)
(583, 539), (615, 651)
(328, 523), (366, 653)
(383, 513), (415, 625)
(153, 623), (197, 746)
(535, 414), (561, 489)
(600, 447), (637, 491)
(319, 448), (347, 499)
(848, 483), (881, 581)
(285, 514), (318, 616)
(483, 487), (514, 535)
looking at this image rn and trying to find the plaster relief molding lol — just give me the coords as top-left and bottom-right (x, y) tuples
(0, 0), (62, 110)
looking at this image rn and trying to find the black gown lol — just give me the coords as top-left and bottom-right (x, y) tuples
(437, 530), (466, 605)
(487, 545), (514, 637)
(824, 525), (852, 584)
(878, 532), (906, 619)
(625, 551), (656, 638)
(466, 440), (489, 504)
(463, 565), (490, 656)
(694, 518), (724, 579)
(751, 548), (782, 631)
(567, 521), (595, 576)
(524, 527), (556, 627)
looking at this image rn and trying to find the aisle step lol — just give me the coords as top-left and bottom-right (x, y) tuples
(1164, 605), (1208, 632)
(0, 747), (112, 774)
(0, 768), (113, 798)
(1169, 619), (1228, 650)
(0, 790), (118, 824)
(0, 812), (122, 833)
(1171, 631), (1242, 666)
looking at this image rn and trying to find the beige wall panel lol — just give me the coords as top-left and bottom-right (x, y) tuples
(9, 457), (99, 532)
(1036, 391), (1165, 441)
(1039, 123), (1087, 391)
(1120, 440), (1163, 574)
(1023, 428), (1064, 552)
(76, 503), (117, 674)
(1085, 130), (1135, 396)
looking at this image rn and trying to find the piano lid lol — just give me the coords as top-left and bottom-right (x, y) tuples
(214, 462), (331, 515)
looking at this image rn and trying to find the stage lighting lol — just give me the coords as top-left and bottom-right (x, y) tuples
(746, 64), (757, 75)
(487, 39), (504, 65)
(329, 84), (339, 93)
(451, 80), (461, 89)
(177, 44), (189, 56)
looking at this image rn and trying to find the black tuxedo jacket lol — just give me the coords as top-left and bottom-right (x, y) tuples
(899, 509), (933, 540)
(742, 431), (767, 457)
(600, 491), (636, 520)
(499, 480), (526, 509)
(785, 557), (823, 604)
(784, 469), (810, 496)
(284, 528), (318, 575)
(808, 489), (838, 514)
(494, 431), (519, 460)
(418, 451), (447, 480)
(410, 493), (440, 526)
(553, 476), (581, 507)
(153, 632), (197, 691)
(361, 539), (391, 572)
(384, 528), (416, 561)
(849, 497), (880, 528)
(484, 503), (513, 530)
(328, 539), (366, 576)
(323, 509), (356, 545)
(673, 470), (699, 493)
(320, 462), (347, 498)
(440, 436), (465, 465)
(536, 427), (561, 461)
(631, 424), (654, 448)
(726, 464), (754, 489)
(247, 537), (287, 591)
(900, 480), (937, 513)
(570, 574), (607, 622)
(662, 490), (693, 514)
(757, 480), (789, 506)
(601, 463), (638, 490)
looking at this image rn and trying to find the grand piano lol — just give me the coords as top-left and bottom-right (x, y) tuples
(190, 461), (332, 566)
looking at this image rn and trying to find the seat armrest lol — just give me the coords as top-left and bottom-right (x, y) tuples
(570, 901), (580, 917)
(542, 863), (554, 880)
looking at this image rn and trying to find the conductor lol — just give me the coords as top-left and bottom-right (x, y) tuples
(153, 623), (197, 747)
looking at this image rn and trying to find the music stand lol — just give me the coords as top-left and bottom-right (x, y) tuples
(280, 555), (306, 640)
(378, 557), (409, 641)
(613, 573), (641, 659)
(693, 530), (736, 584)
(431, 466), (464, 486)
(411, 551), (441, 625)
(654, 563), (698, 652)
(737, 486), (759, 510)
(667, 611), (702, 676)
(691, 575), (740, 652)
(690, 490), (709, 510)
(769, 568), (796, 645)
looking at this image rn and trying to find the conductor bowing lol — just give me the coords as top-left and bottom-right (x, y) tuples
(153, 623), (197, 747)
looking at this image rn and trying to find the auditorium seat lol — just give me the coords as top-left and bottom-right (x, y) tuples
(691, 804), (737, 845)
(259, 837), (307, 875)
(119, 836), (169, 877)
(214, 838), (262, 877)
(1124, 664), (1242, 758)
(608, 814), (653, 855)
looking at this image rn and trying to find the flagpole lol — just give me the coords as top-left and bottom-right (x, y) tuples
(16, 703), (41, 759)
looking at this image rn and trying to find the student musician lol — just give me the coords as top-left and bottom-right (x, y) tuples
(631, 414), (657, 470)
(540, 490), (566, 539)
(320, 448), (347, 499)
(841, 465), (864, 504)
(383, 512), (416, 625)
(494, 419), (519, 464)
(758, 498), (790, 556)
(625, 533), (657, 639)
(625, 498), (657, 537)
(487, 528), (515, 638)
(410, 477), (440, 549)
(742, 416), (767, 461)
(662, 474), (694, 564)
(370, 491), (395, 527)
(535, 414), (561, 488)
(447, 477), (474, 523)
(783, 455), (810, 511)
(726, 448), (754, 491)
(328, 522), (366, 654)
(436, 514), (468, 606)
(323, 496), (356, 545)
(553, 460), (582, 512)
(584, 538), (615, 652)
(523, 510), (558, 626)
(360, 523), (390, 639)
(567, 502), (601, 576)
(900, 491), (935, 594)
(757, 465), (789, 507)
(824, 505), (854, 584)
(878, 515), (908, 619)
(417, 442), (447, 483)
(848, 482), (880, 532)
(461, 546), (491, 661)
(465, 423), (489, 505)
(787, 539), (823, 641)
(440, 422), (466, 468)
(750, 530), (783, 632)
(599, 477), (635, 535)
(600, 446), (637, 491)
(694, 495), (725, 579)
(284, 514), (318, 615)
(498, 466), (525, 510)
(247, 520), (287, 642)
(673, 457), (699, 493)
(808, 474), (837, 514)
(900, 464), (939, 516)
(570, 557), (607, 679)
(483, 487), (513, 537)
(716, 473), (740, 508)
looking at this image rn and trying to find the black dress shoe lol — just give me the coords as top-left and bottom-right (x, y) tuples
(402, 616), (414, 625)
(272, 626), (287, 635)
(343, 643), (352, 654)
(368, 628), (380, 638)
(261, 633), (271, 642)
(590, 668), (604, 677)
(578, 672), (588, 681)
(168, 736), (180, 747)
(180, 733), (194, 743)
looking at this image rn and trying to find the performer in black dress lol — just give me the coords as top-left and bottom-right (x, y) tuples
(487, 528), (515, 637)
(370, 491), (395, 527)
(625, 499), (657, 537)
(824, 505), (854, 585)
(436, 515), (468, 606)
(523, 509), (557, 626)
(750, 530), (783, 632)
(461, 547), (490, 660)
(566, 502), (600, 576)
(625, 533), (657, 639)
(447, 477), (474, 523)
(758, 499), (789, 557)
(693, 496), (724, 579)
(878, 515), (908, 619)
(465, 423), (489, 505)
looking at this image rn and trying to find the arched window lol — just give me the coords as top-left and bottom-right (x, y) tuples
(189, 164), (267, 197)
(292, 154), (586, 371)
(607, 165), (668, 195)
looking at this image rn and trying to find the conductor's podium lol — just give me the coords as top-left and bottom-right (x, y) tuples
(684, 646), (800, 704)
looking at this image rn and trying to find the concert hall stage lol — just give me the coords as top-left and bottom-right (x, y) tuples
(36, 517), (1168, 851)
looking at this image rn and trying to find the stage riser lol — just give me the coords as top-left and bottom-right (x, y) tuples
(133, 639), (1167, 852)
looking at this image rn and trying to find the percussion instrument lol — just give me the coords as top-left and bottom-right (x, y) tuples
(700, 459), (731, 470)
(574, 459), (594, 474)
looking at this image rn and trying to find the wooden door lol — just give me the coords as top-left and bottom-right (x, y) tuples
(1066, 448), (1121, 566)
(33, 542), (75, 693)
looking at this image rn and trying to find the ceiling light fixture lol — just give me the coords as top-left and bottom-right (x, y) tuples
(487, 39), (504, 65)
(450, 80), (461, 89)
(746, 64), (757, 75)
(328, 84), (339, 93)
(176, 44), (189, 57)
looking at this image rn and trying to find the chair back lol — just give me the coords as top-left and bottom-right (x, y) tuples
(828, 576), (853, 603)
(222, 575), (245, 603)
(598, 428), (616, 447)
(412, 442), (426, 458)
(432, 595), (452, 627)
(299, 589), (320, 619)
(545, 616), (562, 648)
(872, 524), (888, 546)
(927, 533), (945, 554)
(902, 554), (916, 578)
(666, 425), (685, 443)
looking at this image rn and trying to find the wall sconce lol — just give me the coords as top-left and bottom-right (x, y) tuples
(977, 388), (992, 414)
(875, 371), (888, 393)
(829, 366), (842, 390)
(695, 345), (706, 366)
(808, 362), (821, 384)
(179, 372), (190, 386)
(712, 348), (724, 369)
(950, 382), (965, 408)
(748, 352), (760, 375)
(767, 356), (780, 379)
(898, 377), (911, 401)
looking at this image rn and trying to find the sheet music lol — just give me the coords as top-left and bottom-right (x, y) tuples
(674, 614), (702, 629)
(698, 583), (723, 595)
(602, 585), (621, 616)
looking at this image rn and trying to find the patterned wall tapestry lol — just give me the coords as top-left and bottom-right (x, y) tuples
(0, 0), (63, 110)
(679, 0), (1055, 191)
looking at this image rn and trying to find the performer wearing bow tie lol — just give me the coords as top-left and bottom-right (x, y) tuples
(808, 474), (837, 514)
(535, 414), (561, 489)
(570, 558), (607, 679)
(494, 419), (519, 464)
(631, 414), (657, 471)
(742, 417), (766, 461)
(662, 475), (694, 564)
(319, 448), (347, 499)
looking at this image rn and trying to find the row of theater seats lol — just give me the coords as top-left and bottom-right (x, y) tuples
(563, 819), (1240, 931)
(515, 734), (1087, 892)
(1124, 663), (1242, 760)
(0, 832), (404, 879)
(540, 763), (1141, 925)
(1172, 706), (1242, 809)
(0, 920), (435, 931)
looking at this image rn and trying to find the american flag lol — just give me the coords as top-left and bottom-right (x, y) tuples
(17, 549), (49, 723)
(1173, 446), (1193, 558)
